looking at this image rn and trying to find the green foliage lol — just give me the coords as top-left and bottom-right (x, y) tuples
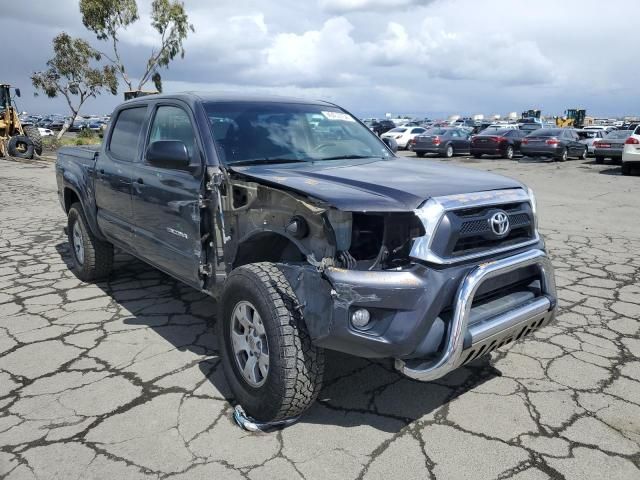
(77, 127), (96, 138)
(31, 32), (118, 139)
(79, 0), (194, 92)
(79, 0), (139, 41)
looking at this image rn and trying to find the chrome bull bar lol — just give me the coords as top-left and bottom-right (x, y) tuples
(395, 249), (556, 381)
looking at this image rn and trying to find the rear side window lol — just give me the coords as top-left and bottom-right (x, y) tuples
(108, 107), (147, 161)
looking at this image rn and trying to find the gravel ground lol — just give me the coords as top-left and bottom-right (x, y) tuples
(0, 153), (639, 480)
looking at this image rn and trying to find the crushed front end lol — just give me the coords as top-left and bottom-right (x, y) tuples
(289, 188), (557, 382)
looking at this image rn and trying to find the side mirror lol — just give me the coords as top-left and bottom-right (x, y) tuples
(382, 137), (398, 153)
(146, 140), (190, 169)
(14, 88), (21, 98)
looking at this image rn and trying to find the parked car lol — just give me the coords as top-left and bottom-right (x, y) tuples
(369, 119), (396, 136)
(583, 125), (615, 133)
(593, 130), (631, 164)
(412, 127), (471, 158)
(518, 123), (542, 132)
(576, 129), (606, 155)
(621, 124), (640, 175)
(38, 127), (54, 137)
(481, 124), (519, 134)
(381, 126), (427, 149)
(470, 129), (527, 159)
(56, 92), (556, 426)
(520, 128), (588, 161)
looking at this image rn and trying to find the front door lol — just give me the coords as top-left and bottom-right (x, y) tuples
(130, 103), (204, 288)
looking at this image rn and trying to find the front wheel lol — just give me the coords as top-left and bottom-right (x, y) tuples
(219, 263), (325, 422)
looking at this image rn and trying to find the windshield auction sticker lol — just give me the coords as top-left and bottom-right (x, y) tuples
(322, 111), (355, 122)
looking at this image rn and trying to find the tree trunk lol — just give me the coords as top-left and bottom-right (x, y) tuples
(56, 111), (77, 141)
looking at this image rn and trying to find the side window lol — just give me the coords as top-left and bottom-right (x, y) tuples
(412, 128), (425, 134)
(450, 130), (460, 138)
(108, 107), (147, 161)
(148, 106), (197, 160)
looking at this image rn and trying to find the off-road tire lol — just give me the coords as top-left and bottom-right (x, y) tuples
(67, 203), (113, 281)
(415, 151), (425, 158)
(595, 156), (604, 164)
(219, 263), (325, 422)
(23, 125), (43, 156)
(621, 163), (631, 175)
(7, 135), (34, 159)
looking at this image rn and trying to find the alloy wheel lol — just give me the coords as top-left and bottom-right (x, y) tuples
(230, 301), (269, 387)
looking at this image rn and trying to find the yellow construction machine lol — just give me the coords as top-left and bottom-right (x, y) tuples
(555, 109), (586, 129)
(0, 84), (42, 159)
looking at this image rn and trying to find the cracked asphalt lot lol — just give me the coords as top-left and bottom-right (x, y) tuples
(1, 155), (639, 479)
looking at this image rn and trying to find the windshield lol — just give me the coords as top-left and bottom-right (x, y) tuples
(577, 131), (599, 139)
(605, 130), (632, 139)
(204, 102), (392, 165)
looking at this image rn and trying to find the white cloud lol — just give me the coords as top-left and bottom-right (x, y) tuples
(7, 0), (640, 117)
(319, 0), (430, 13)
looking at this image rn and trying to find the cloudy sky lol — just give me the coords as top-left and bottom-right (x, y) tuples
(3, 0), (639, 119)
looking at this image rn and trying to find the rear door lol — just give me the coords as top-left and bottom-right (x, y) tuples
(95, 105), (148, 246)
(130, 102), (204, 288)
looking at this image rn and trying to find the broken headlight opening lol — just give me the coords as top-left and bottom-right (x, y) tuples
(334, 212), (425, 271)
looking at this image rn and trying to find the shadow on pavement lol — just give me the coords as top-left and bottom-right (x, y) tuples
(55, 240), (499, 433)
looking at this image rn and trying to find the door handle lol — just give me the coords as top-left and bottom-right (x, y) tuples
(136, 178), (144, 185)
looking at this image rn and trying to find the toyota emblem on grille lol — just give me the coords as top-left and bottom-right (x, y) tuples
(489, 211), (510, 236)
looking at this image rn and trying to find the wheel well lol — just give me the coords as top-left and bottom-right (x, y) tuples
(64, 188), (80, 213)
(233, 232), (305, 269)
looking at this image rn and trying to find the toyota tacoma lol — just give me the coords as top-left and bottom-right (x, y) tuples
(56, 93), (557, 425)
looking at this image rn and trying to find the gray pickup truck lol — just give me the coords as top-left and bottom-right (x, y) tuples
(56, 93), (557, 424)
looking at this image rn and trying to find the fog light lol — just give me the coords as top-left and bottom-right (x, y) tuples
(351, 308), (371, 328)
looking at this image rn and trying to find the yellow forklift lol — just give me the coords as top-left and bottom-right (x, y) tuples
(555, 109), (586, 128)
(0, 84), (42, 159)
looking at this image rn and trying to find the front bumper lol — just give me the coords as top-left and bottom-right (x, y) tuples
(284, 245), (556, 383)
(396, 248), (555, 381)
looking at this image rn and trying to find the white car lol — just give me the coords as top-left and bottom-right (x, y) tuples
(583, 125), (615, 132)
(621, 124), (640, 175)
(380, 126), (427, 149)
(577, 129), (605, 154)
(38, 127), (54, 137)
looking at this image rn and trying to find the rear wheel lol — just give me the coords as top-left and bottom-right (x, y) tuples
(444, 144), (454, 158)
(503, 145), (514, 160)
(473, 153), (482, 159)
(219, 263), (325, 422)
(67, 203), (113, 281)
(415, 151), (425, 158)
(580, 147), (588, 160)
(23, 126), (43, 156)
(621, 163), (631, 175)
(558, 148), (568, 162)
(595, 156), (604, 164)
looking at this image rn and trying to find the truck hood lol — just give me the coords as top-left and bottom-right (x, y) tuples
(230, 157), (523, 211)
